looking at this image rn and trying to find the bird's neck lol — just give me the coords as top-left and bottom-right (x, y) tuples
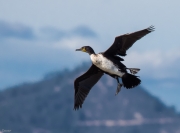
(89, 53), (95, 55)
(88, 50), (95, 55)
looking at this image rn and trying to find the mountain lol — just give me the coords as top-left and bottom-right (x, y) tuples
(0, 63), (180, 133)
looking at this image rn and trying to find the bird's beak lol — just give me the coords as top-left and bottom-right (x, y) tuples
(76, 48), (82, 51)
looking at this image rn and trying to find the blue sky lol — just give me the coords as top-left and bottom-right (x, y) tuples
(0, 0), (180, 111)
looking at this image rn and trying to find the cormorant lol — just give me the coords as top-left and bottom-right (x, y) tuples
(74, 26), (154, 110)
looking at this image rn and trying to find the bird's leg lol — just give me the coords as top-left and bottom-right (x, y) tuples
(115, 77), (123, 95)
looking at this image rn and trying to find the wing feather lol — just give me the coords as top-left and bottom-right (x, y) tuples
(74, 64), (103, 110)
(104, 26), (154, 56)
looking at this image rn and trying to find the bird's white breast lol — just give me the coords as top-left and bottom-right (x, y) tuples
(90, 54), (124, 77)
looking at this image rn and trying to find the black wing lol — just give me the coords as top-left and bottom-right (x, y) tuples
(74, 64), (104, 110)
(104, 26), (154, 56)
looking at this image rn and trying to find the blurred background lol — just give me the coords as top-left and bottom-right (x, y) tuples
(0, 0), (180, 133)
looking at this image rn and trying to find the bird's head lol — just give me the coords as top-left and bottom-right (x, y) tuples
(76, 46), (95, 55)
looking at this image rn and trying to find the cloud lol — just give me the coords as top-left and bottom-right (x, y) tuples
(123, 49), (180, 111)
(39, 25), (97, 41)
(0, 20), (97, 42)
(39, 27), (66, 41)
(0, 20), (35, 40)
(1, 25), (179, 90)
(53, 36), (101, 51)
(124, 49), (180, 79)
(0, 23), (100, 89)
(71, 25), (97, 38)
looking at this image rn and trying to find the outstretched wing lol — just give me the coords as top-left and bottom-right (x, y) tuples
(104, 26), (154, 56)
(74, 64), (104, 110)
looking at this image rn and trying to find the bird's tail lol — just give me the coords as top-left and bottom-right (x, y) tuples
(127, 68), (140, 74)
(122, 73), (141, 89)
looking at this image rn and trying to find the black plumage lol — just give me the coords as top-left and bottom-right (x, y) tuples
(74, 65), (103, 110)
(104, 25), (154, 56)
(74, 26), (154, 110)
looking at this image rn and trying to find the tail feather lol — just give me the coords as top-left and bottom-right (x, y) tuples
(122, 73), (141, 89)
(127, 68), (140, 74)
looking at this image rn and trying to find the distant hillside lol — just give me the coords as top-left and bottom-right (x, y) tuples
(0, 63), (180, 133)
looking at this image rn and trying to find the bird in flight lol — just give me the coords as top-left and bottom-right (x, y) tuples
(74, 26), (154, 110)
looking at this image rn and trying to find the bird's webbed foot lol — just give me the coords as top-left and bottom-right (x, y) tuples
(115, 77), (123, 95)
(115, 83), (123, 95)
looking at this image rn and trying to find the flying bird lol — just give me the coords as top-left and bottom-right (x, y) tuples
(74, 26), (154, 110)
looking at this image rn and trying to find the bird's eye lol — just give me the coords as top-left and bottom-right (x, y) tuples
(82, 47), (86, 52)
